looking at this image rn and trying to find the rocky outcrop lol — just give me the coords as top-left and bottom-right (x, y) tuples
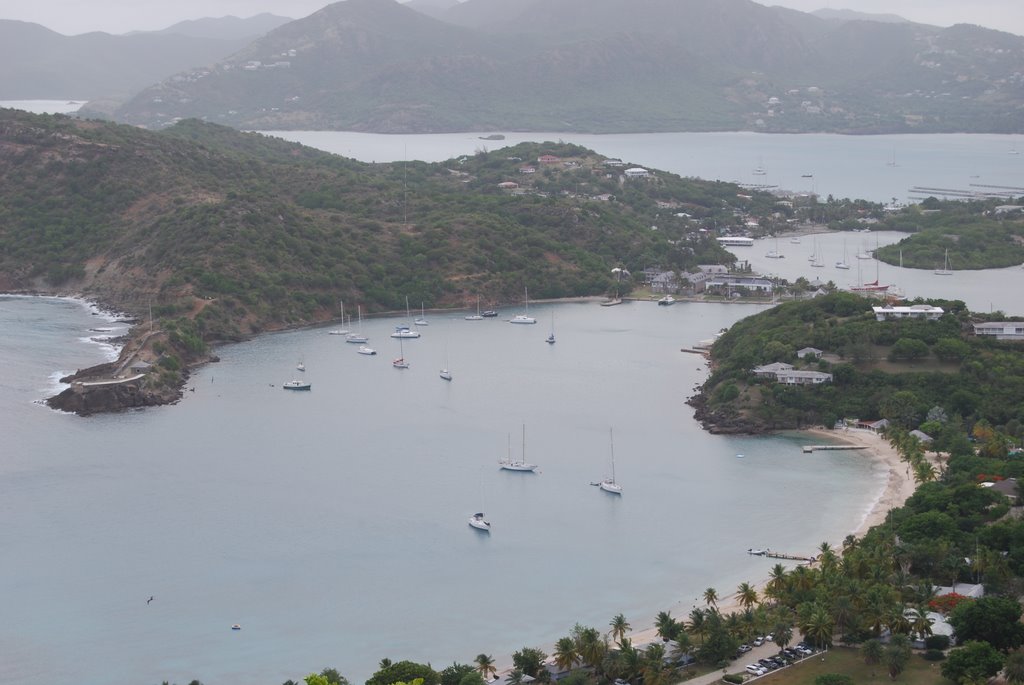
(687, 391), (770, 435)
(47, 375), (185, 416)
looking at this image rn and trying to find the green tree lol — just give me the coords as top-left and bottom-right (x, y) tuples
(474, 655), (496, 681)
(949, 597), (1024, 651)
(552, 637), (579, 674)
(884, 634), (913, 680)
(736, 582), (759, 611)
(367, 664), (438, 685)
(941, 641), (1005, 684)
(654, 611), (680, 641)
(1004, 651), (1024, 684)
(511, 647), (547, 678)
(440, 664), (475, 685)
(703, 587), (719, 609)
(860, 639), (884, 665)
(609, 613), (631, 645)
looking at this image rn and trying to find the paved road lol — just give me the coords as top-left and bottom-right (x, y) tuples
(685, 642), (814, 685)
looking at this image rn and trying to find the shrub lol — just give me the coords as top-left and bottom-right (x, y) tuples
(723, 675), (744, 684)
(925, 635), (951, 650)
(923, 649), (946, 661)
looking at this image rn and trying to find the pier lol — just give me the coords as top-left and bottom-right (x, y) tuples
(747, 548), (817, 562)
(801, 444), (866, 453)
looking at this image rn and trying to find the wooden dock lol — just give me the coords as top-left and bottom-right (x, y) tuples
(801, 444), (866, 453)
(747, 549), (817, 562)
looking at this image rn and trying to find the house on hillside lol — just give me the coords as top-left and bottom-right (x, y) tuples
(752, 362), (794, 379)
(909, 429), (933, 444)
(537, 155), (561, 164)
(980, 478), (1019, 504)
(775, 370), (832, 385)
(624, 167), (650, 179)
(796, 347), (822, 359)
(856, 418), (889, 433)
(973, 321), (1024, 341)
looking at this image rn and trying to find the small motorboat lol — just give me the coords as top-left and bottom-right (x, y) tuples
(357, 346), (376, 356)
(231, 624), (241, 631)
(282, 380), (311, 391)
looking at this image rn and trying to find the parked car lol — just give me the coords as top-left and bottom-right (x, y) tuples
(738, 644), (752, 653)
(752, 637), (764, 646)
(745, 665), (766, 676)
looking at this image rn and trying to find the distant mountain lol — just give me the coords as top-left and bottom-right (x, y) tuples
(0, 20), (251, 100)
(402, 0), (461, 21)
(109, 0), (1024, 134)
(148, 13), (294, 41)
(811, 8), (911, 25)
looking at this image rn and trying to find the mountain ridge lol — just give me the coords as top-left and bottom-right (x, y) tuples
(106, 0), (1024, 134)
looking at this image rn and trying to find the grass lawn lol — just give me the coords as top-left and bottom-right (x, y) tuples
(752, 647), (949, 685)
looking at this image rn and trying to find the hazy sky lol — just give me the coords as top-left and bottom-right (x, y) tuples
(2, 0), (1023, 37)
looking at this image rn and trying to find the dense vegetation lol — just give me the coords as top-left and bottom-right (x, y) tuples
(0, 109), (774, 346)
(693, 293), (1024, 433)
(871, 199), (1024, 270)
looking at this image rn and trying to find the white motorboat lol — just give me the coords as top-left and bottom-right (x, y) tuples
(499, 426), (539, 472)
(282, 380), (311, 391)
(296, 360), (305, 372)
(357, 346), (376, 356)
(657, 295), (676, 306)
(468, 513), (490, 531)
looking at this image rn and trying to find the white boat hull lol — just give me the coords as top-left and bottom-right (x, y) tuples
(499, 461), (538, 472)
(599, 480), (622, 494)
(509, 315), (536, 324)
(468, 515), (490, 531)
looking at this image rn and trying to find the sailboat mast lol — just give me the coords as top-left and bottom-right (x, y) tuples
(610, 427), (616, 482)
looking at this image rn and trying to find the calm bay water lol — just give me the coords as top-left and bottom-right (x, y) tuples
(1, 296), (885, 685)
(1, 101), (1016, 683)
(261, 130), (1024, 204)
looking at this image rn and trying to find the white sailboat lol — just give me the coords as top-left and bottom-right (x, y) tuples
(499, 425), (539, 472)
(328, 300), (349, 335)
(346, 306), (368, 344)
(468, 476), (491, 531)
(509, 286), (537, 324)
(598, 427), (622, 494)
(810, 238), (824, 267)
(465, 296), (484, 321)
(765, 237), (784, 259)
(392, 297), (421, 338)
(546, 311), (556, 344)
(296, 358), (306, 372)
(440, 342), (452, 381)
(935, 248), (953, 276)
(415, 302), (428, 326)
(392, 335), (409, 369)
(835, 240), (851, 270)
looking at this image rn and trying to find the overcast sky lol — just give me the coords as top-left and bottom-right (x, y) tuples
(2, 0), (1023, 37)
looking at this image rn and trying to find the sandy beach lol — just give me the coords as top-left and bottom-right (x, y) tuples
(588, 426), (917, 655)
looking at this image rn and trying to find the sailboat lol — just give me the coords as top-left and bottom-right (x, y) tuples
(465, 296), (484, 321)
(414, 302), (428, 326)
(546, 311), (556, 344)
(765, 236), (784, 259)
(468, 475), (491, 531)
(440, 342), (452, 381)
(850, 258), (889, 292)
(509, 287), (537, 324)
(835, 240), (851, 270)
(392, 334), (409, 369)
(499, 425), (539, 472)
(809, 238), (824, 267)
(328, 301), (349, 335)
(392, 297), (421, 338)
(296, 358), (306, 372)
(934, 248), (953, 276)
(346, 306), (368, 344)
(597, 427), (622, 494)
(886, 149), (898, 167)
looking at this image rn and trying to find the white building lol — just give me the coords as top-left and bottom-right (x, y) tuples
(973, 321), (1024, 340)
(775, 370), (833, 385)
(624, 167), (650, 179)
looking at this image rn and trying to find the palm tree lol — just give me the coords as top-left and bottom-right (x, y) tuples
(860, 638), (883, 666)
(800, 603), (834, 648)
(670, 633), (693, 663)
(609, 613), (630, 645)
(736, 582), (759, 611)
(654, 611), (679, 642)
(475, 654), (497, 682)
(1004, 651), (1024, 684)
(703, 587), (719, 609)
(642, 643), (669, 685)
(686, 608), (707, 645)
(885, 634), (912, 680)
(765, 564), (789, 603)
(552, 637), (579, 675)
(573, 625), (607, 673)
(772, 623), (793, 651)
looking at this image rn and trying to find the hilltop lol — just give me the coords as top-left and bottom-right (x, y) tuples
(107, 0), (1024, 134)
(0, 109), (766, 411)
(689, 293), (1024, 434)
